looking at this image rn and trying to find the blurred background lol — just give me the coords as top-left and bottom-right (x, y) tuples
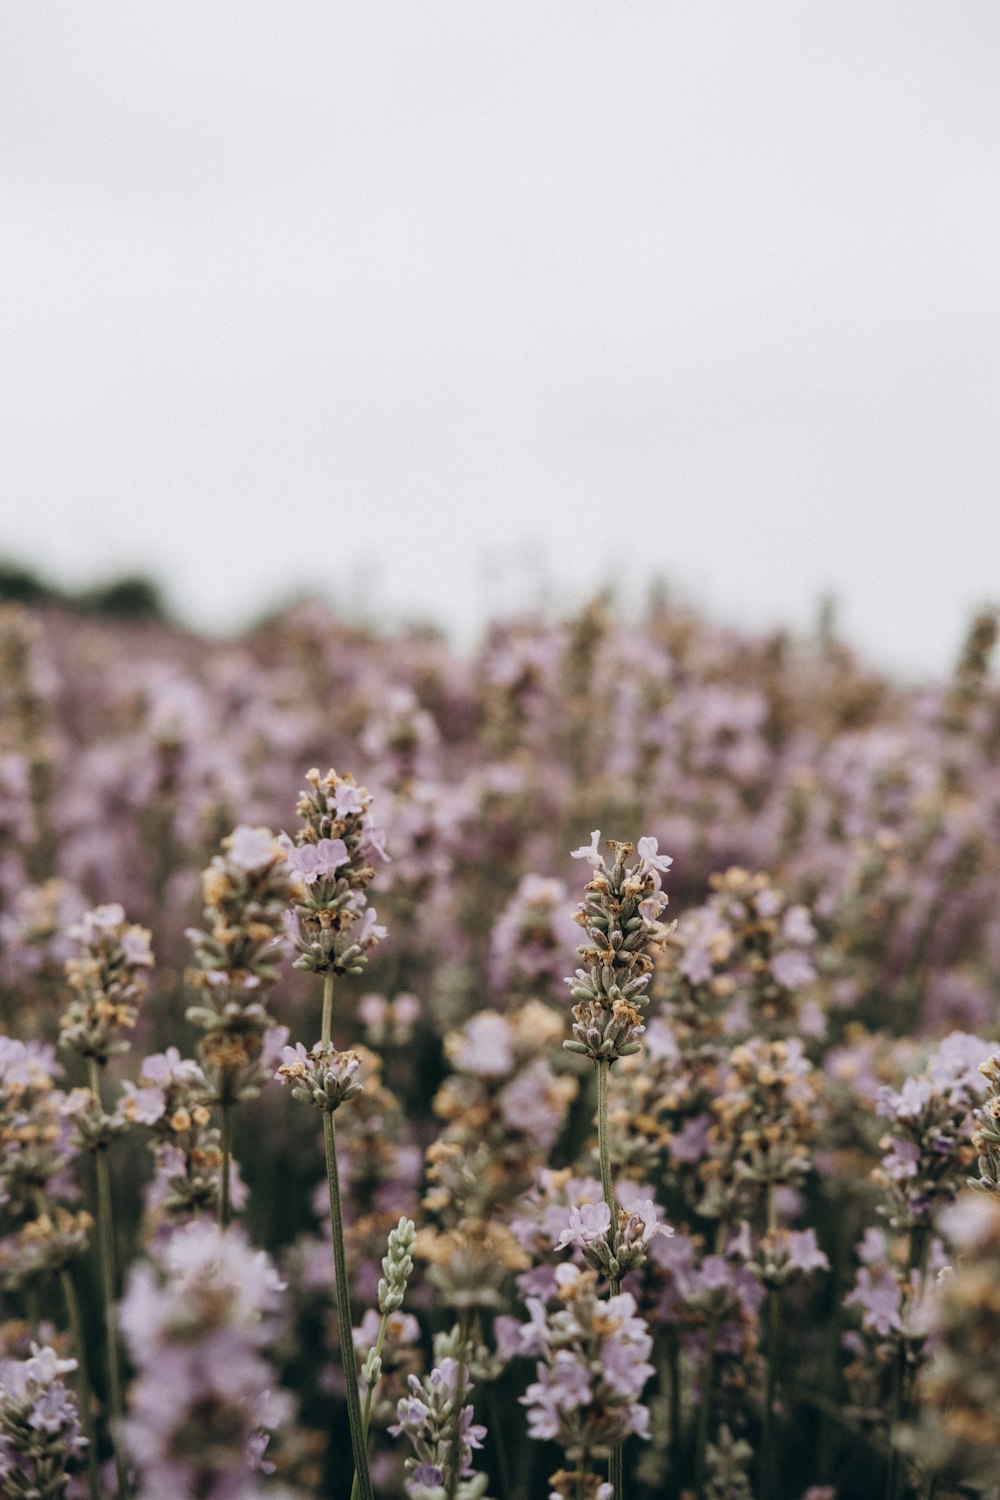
(1, 2), (998, 677)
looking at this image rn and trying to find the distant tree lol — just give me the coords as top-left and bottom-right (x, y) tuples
(0, 558), (169, 621)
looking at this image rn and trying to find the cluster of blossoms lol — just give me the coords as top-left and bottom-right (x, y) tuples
(555, 1194), (672, 1282)
(838, 1033), (993, 1479)
(391, 1355), (490, 1500)
(512, 1263), (654, 1498)
(642, 1225), (767, 1422)
(968, 1047), (1000, 1193)
(704, 1036), (823, 1218)
(0, 1039), (90, 1290)
(905, 1193), (1000, 1483)
(280, 768), (388, 976)
(873, 1030), (992, 1231)
(658, 868), (822, 1042)
(0, 1343), (87, 1499)
(120, 1220), (291, 1500)
(487, 873), (580, 1003)
(185, 824), (294, 1099)
(122, 1047), (232, 1225)
(276, 1042), (364, 1113)
(420, 1003), (577, 1312)
(61, 903), (153, 1063)
(563, 833), (672, 1063)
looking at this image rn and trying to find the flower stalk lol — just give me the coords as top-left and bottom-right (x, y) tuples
(88, 1056), (129, 1500)
(59, 1264), (101, 1500)
(319, 974), (374, 1500)
(596, 1056), (623, 1500)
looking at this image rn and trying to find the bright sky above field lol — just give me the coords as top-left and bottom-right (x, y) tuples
(2, 4), (999, 677)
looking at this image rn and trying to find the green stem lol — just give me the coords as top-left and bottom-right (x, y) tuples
(886, 1226), (930, 1500)
(486, 1379), (514, 1500)
(445, 1312), (472, 1500)
(349, 1309), (391, 1500)
(761, 1182), (781, 1500)
(219, 1100), (232, 1229)
(60, 1265), (102, 1500)
(595, 1058), (616, 1227)
(667, 1326), (682, 1482)
(694, 1317), (719, 1500)
(88, 1058), (130, 1500)
(595, 1058), (624, 1500)
(321, 973), (374, 1500)
(322, 970), (335, 1047)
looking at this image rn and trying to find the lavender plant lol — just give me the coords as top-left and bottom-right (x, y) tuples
(118, 1219), (292, 1499)
(60, 902), (153, 1500)
(184, 824), (294, 1227)
(0, 1342), (88, 1499)
(0, 590), (997, 1500)
(277, 768), (388, 1500)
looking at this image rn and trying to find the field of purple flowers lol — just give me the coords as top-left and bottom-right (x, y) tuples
(2, 591), (1000, 1500)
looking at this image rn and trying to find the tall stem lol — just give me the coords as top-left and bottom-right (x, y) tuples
(694, 1317), (719, 1500)
(322, 969), (335, 1047)
(886, 1225), (930, 1500)
(761, 1181), (781, 1500)
(667, 1327), (682, 1481)
(218, 1100), (232, 1229)
(349, 1309), (391, 1500)
(321, 973), (374, 1500)
(88, 1057), (130, 1500)
(445, 1312), (472, 1500)
(60, 1265), (101, 1500)
(595, 1058), (624, 1500)
(596, 1058), (616, 1227)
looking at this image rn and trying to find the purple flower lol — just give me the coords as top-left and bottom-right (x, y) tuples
(927, 1031), (993, 1104)
(294, 837), (349, 884)
(391, 1358), (488, 1492)
(356, 905), (387, 949)
(120, 926), (155, 966)
(226, 824), (278, 871)
(548, 1350), (592, 1408)
(786, 1228), (830, 1274)
(120, 1222), (291, 1498)
(770, 948), (816, 989)
(555, 1200), (611, 1252)
(876, 1077), (933, 1122)
(781, 904), (817, 945)
(570, 829), (602, 865)
(0, 1344), (87, 1485)
(333, 783), (365, 817)
(120, 1082), (167, 1126)
(636, 835), (673, 885)
(845, 1266), (902, 1337)
(452, 1013), (515, 1077)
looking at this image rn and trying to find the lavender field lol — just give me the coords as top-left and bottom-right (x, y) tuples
(2, 590), (1000, 1500)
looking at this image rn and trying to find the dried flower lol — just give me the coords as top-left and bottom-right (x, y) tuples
(276, 1041), (364, 1113)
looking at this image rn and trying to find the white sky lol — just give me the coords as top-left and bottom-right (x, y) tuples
(2, 4), (999, 676)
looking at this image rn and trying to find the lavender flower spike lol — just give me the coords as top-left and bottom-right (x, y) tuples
(563, 834), (672, 1065)
(0, 1344), (88, 1499)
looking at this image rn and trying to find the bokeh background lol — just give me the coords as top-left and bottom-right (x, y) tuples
(2, 3), (998, 674)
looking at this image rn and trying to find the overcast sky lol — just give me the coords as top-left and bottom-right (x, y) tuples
(2, 4), (998, 676)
